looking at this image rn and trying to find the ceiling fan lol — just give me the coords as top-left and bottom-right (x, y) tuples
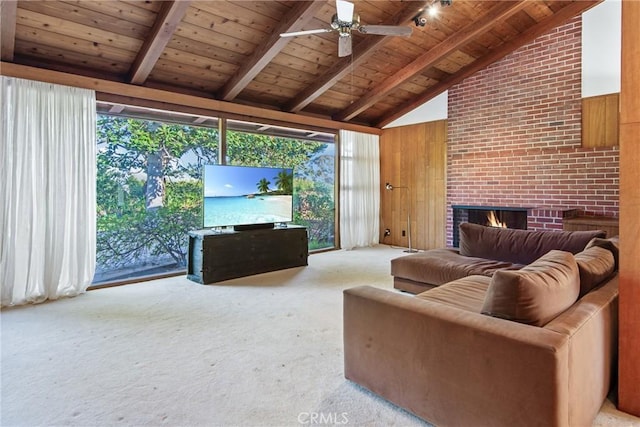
(280, 0), (413, 57)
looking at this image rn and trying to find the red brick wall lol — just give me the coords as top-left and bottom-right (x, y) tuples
(446, 16), (619, 246)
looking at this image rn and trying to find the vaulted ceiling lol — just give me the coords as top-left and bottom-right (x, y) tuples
(0, 0), (599, 129)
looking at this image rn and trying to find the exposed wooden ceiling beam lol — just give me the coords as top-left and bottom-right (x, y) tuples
(218, 0), (325, 101)
(129, 1), (191, 85)
(375, 0), (602, 128)
(284, 1), (429, 113)
(0, 61), (381, 134)
(334, 1), (529, 122)
(0, 0), (17, 61)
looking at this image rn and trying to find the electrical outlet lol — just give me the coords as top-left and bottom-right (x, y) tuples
(384, 228), (391, 236)
(402, 230), (406, 237)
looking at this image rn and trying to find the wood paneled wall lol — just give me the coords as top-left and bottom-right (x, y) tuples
(618, 0), (640, 417)
(380, 120), (447, 250)
(582, 93), (619, 148)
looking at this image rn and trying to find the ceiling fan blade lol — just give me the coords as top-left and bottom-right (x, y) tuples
(358, 25), (413, 37)
(336, 0), (354, 22)
(280, 28), (333, 37)
(338, 35), (352, 57)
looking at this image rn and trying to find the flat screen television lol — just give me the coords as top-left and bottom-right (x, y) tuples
(203, 164), (294, 230)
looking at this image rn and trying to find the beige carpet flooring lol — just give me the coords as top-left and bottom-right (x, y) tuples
(1, 245), (639, 427)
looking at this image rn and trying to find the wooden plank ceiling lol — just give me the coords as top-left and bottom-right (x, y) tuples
(1, 0), (599, 129)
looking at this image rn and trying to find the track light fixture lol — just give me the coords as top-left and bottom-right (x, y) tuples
(414, 15), (428, 27)
(413, 0), (453, 27)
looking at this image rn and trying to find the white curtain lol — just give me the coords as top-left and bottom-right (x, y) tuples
(1, 77), (96, 306)
(339, 130), (380, 250)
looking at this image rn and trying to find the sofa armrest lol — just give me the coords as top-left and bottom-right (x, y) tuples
(543, 276), (619, 426)
(343, 286), (570, 427)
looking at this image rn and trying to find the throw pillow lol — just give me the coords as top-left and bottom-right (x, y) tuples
(481, 250), (580, 326)
(574, 246), (616, 297)
(458, 222), (606, 265)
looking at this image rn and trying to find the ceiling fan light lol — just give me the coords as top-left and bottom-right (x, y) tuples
(284, 0), (413, 57)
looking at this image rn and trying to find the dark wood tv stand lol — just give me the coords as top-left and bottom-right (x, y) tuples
(187, 225), (308, 284)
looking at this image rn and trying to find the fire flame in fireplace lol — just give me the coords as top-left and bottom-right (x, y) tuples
(487, 211), (507, 228)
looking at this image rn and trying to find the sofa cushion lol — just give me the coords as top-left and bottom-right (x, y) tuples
(481, 250), (580, 326)
(459, 223), (606, 265)
(391, 248), (520, 286)
(574, 246), (615, 297)
(415, 275), (491, 313)
(585, 236), (619, 271)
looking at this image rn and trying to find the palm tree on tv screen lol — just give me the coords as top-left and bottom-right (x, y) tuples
(257, 178), (271, 194)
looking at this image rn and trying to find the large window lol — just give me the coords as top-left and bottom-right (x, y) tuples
(94, 114), (335, 285)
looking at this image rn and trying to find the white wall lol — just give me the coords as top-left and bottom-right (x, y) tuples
(383, 91), (448, 128)
(582, 0), (621, 97)
(386, 0), (621, 128)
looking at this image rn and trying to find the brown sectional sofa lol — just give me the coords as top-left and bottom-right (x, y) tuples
(391, 223), (607, 294)
(343, 224), (619, 427)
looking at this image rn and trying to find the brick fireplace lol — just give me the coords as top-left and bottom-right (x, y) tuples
(446, 16), (619, 246)
(452, 206), (528, 247)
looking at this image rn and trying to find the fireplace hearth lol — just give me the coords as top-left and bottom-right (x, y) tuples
(452, 205), (528, 247)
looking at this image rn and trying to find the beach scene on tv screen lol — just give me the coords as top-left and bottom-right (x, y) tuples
(203, 165), (293, 227)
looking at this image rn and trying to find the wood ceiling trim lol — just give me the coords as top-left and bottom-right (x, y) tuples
(218, 0), (325, 101)
(0, 0), (17, 61)
(0, 61), (381, 135)
(334, 1), (529, 122)
(376, 0), (602, 128)
(284, 1), (429, 113)
(129, 1), (192, 84)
